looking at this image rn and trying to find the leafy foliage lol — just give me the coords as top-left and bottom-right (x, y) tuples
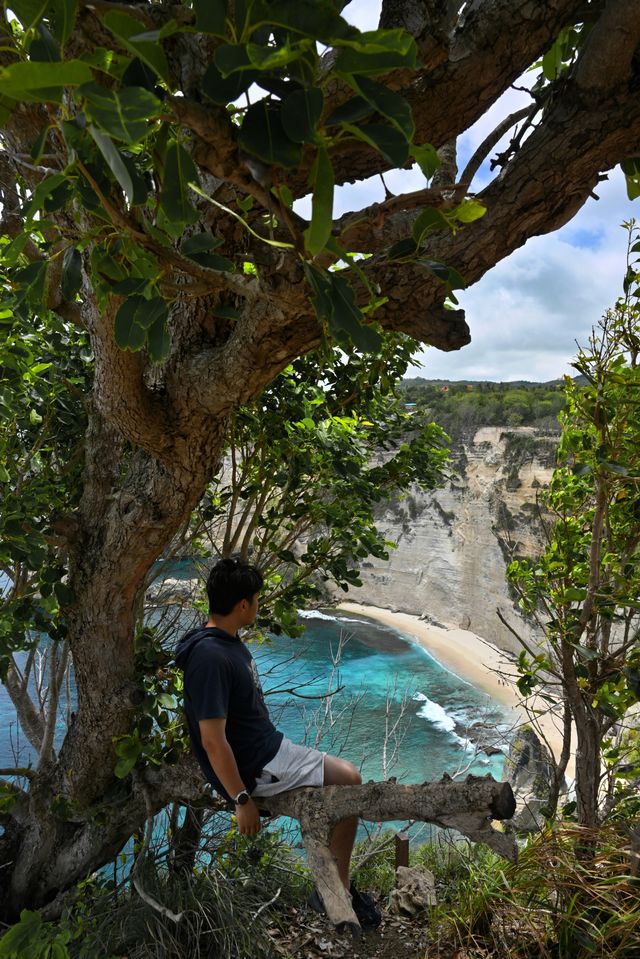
(183, 335), (449, 638)
(400, 377), (567, 433)
(508, 223), (640, 825)
(0, 0), (479, 357)
(0, 302), (89, 675)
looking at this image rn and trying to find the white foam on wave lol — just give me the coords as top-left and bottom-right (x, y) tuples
(297, 610), (355, 624)
(413, 693), (479, 753)
(413, 692), (456, 732)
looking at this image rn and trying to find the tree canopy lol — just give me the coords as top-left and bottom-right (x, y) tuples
(1, 0), (640, 920)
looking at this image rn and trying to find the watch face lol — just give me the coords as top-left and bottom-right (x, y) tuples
(235, 790), (249, 805)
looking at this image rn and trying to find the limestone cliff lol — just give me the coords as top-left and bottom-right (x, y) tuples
(338, 427), (558, 655)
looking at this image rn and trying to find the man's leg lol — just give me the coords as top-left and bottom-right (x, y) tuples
(322, 755), (361, 887)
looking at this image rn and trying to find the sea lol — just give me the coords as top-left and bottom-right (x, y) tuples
(0, 607), (512, 785)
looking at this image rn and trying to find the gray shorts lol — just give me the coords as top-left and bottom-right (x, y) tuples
(252, 736), (325, 797)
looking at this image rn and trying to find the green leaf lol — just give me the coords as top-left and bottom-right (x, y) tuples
(111, 277), (149, 296)
(304, 265), (381, 353)
(180, 234), (234, 271)
(119, 154), (149, 206)
(335, 30), (417, 75)
(131, 296), (168, 330)
(387, 237), (418, 260)
(416, 258), (466, 291)
(78, 82), (161, 143)
(159, 142), (200, 224)
(213, 304), (240, 320)
(103, 11), (171, 85)
(349, 75), (413, 140)
(24, 172), (67, 221)
(412, 207), (449, 245)
(598, 459), (628, 475)
(258, 0), (356, 43)
(0, 93), (19, 125)
(0, 909), (44, 957)
(193, 0), (227, 36)
(147, 316), (171, 362)
(61, 247), (82, 299)
(238, 101), (302, 169)
(281, 87), (323, 144)
(30, 125), (53, 163)
(29, 24), (61, 63)
(410, 143), (440, 178)
(114, 754), (138, 778)
(54, 581), (74, 605)
(342, 122), (409, 167)
(329, 273), (381, 352)
(49, 0), (79, 46)
(214, 43), (255, 76)
(202, 59), (259, 104)
(245, 39), (314, 72)
(325, 95), (373, 126)
(542, 37), (563, 81)
(15, 261), (48, 307)
(0, 59), (93, 102)
(452, 198), (487, 223)
(304, 148), (334, 256)
(114, 299), (146, 352)
(128, 19), (182, 43)
(87, 125), (135, 205)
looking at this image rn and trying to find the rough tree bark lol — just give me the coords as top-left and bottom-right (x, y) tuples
(263, 774), (517, 933)
(2, 0), (640, 917)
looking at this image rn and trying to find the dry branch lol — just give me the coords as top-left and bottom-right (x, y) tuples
(261, 774), (516, 934)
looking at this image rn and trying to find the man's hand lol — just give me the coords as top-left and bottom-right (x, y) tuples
(235, 797), (261, 836)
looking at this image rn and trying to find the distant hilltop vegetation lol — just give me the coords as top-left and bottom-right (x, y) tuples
(398, 377), (577, 433)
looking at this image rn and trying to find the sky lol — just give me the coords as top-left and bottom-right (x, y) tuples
(337, 0), (639, 383)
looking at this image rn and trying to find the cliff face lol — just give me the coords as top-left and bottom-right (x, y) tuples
(340, 427), (558, 654)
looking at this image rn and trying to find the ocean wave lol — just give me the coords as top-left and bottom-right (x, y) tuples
(413, 693), (487, 753)
(413, 692), (456, 732)
(297, 610), (355, 624)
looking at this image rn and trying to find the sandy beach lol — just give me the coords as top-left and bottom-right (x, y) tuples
(338, 601), (574, 777)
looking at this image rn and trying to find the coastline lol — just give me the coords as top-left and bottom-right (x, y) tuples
(338, 601), (574, 777)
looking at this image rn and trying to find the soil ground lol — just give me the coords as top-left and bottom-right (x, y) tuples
(266, 899), (466, 959)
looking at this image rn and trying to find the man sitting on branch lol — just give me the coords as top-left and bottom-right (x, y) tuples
(176, 557), (381, 929)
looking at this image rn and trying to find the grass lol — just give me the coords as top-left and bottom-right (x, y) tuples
(348, 821), (640, 958)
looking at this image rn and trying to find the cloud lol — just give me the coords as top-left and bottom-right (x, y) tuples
(409, 170), (636, 381)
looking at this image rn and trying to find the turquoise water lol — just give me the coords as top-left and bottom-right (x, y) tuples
(255, 610), (509, 785)
(0, 610), (510, 783)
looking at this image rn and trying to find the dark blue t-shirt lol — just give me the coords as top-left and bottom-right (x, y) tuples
(175, 626), (283, 800)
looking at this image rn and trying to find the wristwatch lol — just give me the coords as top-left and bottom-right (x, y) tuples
(234, 789), (250, 806)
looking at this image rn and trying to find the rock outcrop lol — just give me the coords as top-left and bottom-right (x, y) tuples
(337, 427), (558, 654)
(505, 725), (565, 832)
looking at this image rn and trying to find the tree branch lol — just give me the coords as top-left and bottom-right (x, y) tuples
(262, 775), (517, 932)
(575, 0), (640, 90)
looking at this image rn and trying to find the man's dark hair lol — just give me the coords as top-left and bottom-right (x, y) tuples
(206, 558), (264, 616)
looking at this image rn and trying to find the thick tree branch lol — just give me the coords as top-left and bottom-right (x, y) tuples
(263, 775), (516, 931)
(575, 0), (640, 90)
(325, 0), (586, 189)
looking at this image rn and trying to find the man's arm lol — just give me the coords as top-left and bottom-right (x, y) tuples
(199, 717), (261, 835)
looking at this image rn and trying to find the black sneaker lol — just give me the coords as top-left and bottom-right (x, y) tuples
(308, 888), (326, 914)
(308, 885), (382, 930)
(349, 883), (382, 929)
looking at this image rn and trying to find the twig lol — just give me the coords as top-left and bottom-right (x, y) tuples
(130, 779), (183, 923)
(0, 767), (35, 778)
(250, 886), (281, 922)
